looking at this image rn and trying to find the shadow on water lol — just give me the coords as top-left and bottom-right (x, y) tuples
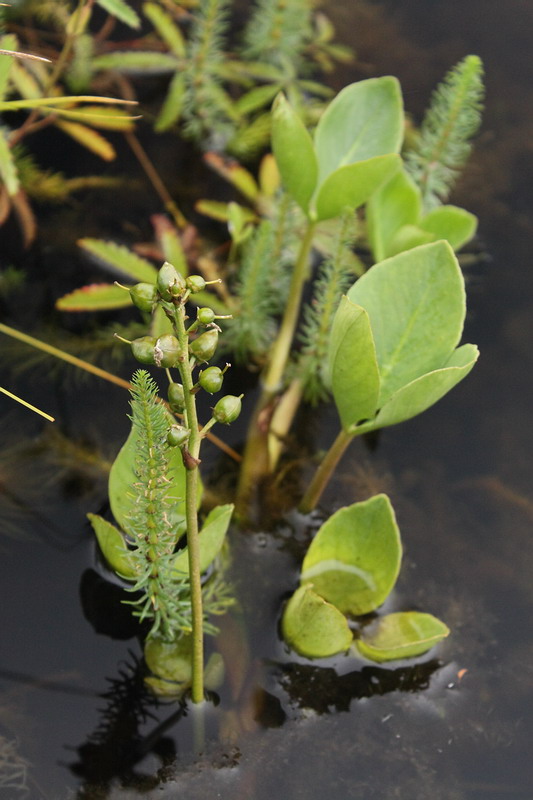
(1, 0), (532, 798)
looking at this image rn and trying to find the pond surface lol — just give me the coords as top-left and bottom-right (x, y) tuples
(1, 0), (532, 797)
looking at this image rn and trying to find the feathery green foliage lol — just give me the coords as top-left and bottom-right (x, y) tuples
(242, 0), (314, 70)
(405, 55), (484, 211)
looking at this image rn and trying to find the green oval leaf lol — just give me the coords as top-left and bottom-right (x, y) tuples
(271, 93), (318, 215)
(87, 513), (137, 579)
(145, 634), (193, 683)
(386, 224), (435, 257)
(282, 585), (353, 659)
(366, 169), (421, 262)
(355, 611), (450, 662)
(314, 76), (404, 184)
(301, 494), (402, 615)
(419, 205), (478, 251)
(172, 503), (233, 577)
(328, 295), (380, 431)
(348, 241), (467, 406)
(314, 154), (401, 221)
(55, 282), (132, 311)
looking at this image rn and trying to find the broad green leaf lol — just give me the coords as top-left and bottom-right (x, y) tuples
(55, 282), (133, 311)
(386, 223), (435, 257)
(79, 238), (158, 283)
(87, 513), (137, 579)
(314, 77), (404, 185)
(355, 611), (449, 662)
(419, 205), (477, 251)
(155, 72), (185, 132)
(0, 127), (20, 196)
(143, 3), (185, 56)
(145, 635), (192, 683)
(301, 494), (401, 615)
(172, 504), (233, 576)
(314, 154), (400, 221)
(96, 0), (140, 28)
(92, 52), (179, 73)
(282, 585), (353, 658)
(357, 344), (479, 433)
(328, 296), (380, 430)
(271, 93), (318, 215)
(348, 241), (466, 406)
(366, 169), (421, 262)
(55, 120), (116, 161)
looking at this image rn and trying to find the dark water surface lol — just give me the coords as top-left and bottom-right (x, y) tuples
(1, 1), (532, 797)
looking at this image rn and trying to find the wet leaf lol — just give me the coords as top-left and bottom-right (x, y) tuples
(301, 494), (402, 615)
(314, 153), (400, 221)
(78, 238), (158, 283)
(328, 295), (380, 430)
(87, 513), (137, 579)
(282, 585), (353, 658)
(271, 92), (318, 215)
(172, 504), (234, 576)
(56, 282), (133, 311)
(355, 611), (450, 662)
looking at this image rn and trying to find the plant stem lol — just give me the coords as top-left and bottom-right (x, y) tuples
(299, 427), (355, 513)
(173, 306), (204, 704)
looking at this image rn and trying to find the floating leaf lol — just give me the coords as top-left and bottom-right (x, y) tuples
(56, 283), (133, 311)
(87, 513), (137, 579)
(419, 205), (477, 251)
(328, 295), (379, 430)
(347, 241), (466, 406)
(96, 0), (141, 28)
(172, 504), (233, 576)
(301, 494), (401, 615)
(355, 611), (449, 662)
(366, 169), (421, 262)
(79, 238), (158, 283)
(271, 92), (318, 215)
(314, 153), (400, 221)
(145, 634), (193, 683)
(282, 585), (353, 659)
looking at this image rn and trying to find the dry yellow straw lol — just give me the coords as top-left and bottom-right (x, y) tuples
(0, 386), (55, 422)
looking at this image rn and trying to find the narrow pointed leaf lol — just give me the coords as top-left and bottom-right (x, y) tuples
(87, 513), (137, 579)
(78, 238), (158, 282)
(56, 282), (133, 311)
(347, 241), (466, 406)
(0, 127), (19, 196)
(0, 35), (18, 100)
(301, 494), (402, 615)
(143, 3), (185, 56)
(271, 93), (318, 215)
(282, 585), (353, 658)
(328, 295), (380, 430)
(355, 611), (449, 662)
(172, 504), (233, 576)
(419, 205), (477, 251)
(96, 0), (141, 28)
(92, 52), (179, 73)
(55, 120), (116, 161)
(152, 214), (188, 275)
(357, 343), (479, 433)
(366, 169), (421, 262)
(314, 153), (400, 221)
(155, 72), (185, 131)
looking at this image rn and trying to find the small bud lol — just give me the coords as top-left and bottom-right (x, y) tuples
(186, 274), (206, 293)
(129, 282), (158, 312)
(199, 366), (224, 394)
(168, 382), (185, 412)
(189, 329), (218, 363)
(157, 261), (186, 301)
(167, 425), (190, 447)
(131, 336), (157, 364)
(154, 334), (181, 368)
(213, 394), (243, 425)
(197, 307), (216, 325)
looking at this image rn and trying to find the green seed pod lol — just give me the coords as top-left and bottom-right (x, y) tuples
(157, 261), (186, 301)
(186, 274), (206, 293)
(199, 366), (224, 394)
(197, 307), (216, 325)
(154, 334), (181, 368)
(168, 382), (185, 412)
(189, 329), (218, 363)
(213, 394), (242, 425)
(167, 425), (190, 447)
(131, 336), (157, 364)
(129, 282), (157, 312)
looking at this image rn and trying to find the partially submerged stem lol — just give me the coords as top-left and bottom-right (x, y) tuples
(299, 427), (355, 513)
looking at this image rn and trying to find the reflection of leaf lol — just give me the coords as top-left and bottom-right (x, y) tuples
(301, 494), (401, 615)
(355, 611), (449, 662)
(56, 283), (133, 311)
(282, 585), (353, 658)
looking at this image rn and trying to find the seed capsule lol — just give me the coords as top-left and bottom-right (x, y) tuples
(167, 425), (190, 447)
(157, 261), (186, 301)
(199, 366), (224, 394)
(213, 394), (242, 425)
(197, 307), (216, 325)
(129, 282), (158, 312)
(154, 334), (181, 368)
(189, 329), (218, 363)
(168, 382), (185, 412)
(186, 275), (206, 293)
(131, 336), (157, 364)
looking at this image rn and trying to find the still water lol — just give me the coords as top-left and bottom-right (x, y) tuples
(0, 0), (532, 797)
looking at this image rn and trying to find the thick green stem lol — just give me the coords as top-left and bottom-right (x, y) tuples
(174, 307), (204, 704)
(236, 221), (316, 515)
(299, 428), (355, 513)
